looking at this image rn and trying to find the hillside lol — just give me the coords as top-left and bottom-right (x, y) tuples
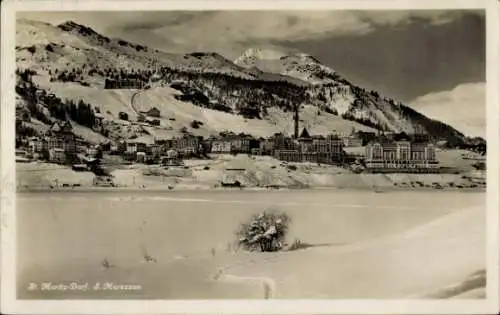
(33, 79), (376, 142)
(15, 18), (472, 145)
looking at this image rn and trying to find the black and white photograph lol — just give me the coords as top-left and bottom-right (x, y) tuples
(1, 0), (498, 314)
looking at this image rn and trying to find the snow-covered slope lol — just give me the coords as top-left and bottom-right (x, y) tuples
(37, 80), (376, 141)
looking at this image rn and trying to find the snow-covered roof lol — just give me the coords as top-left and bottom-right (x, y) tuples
(127, 135), (154, 145)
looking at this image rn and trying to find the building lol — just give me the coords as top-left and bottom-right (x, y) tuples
(140, 107), (161, 118)
(174, 134), (201, 156)
(137, 114), (146, 123)
(126, 141), (147, 154)
(211, 139), (232, 154)
(45, 121), (76, 161)
(313, 134), (344, 153)
(46, 137), (64, 150)
(104, 78), (146, 89)
(342, 135), (363, 147)
(365, 139), (439, 173)
(111, 141), (126, 154)
(270, 133), (296, 153)
(148, 144), (162, 157)
(275, 128), (344, 164)
(200, 138), (214, 154)
(160, 149), (184, 166)
(136, 152), (147, 163)
(297, 128), (313, 152)
(28, 137), (46, 153)
(49, 148), (66, 164)
(274, 150), (301, 162)
(125, 137), (151, 160)
(259, 139), (274, 155)
(147, 118), (161, 126)
(230, 136), (252, 154)
(75, 139), (88, 153)
(86, 146), (99, 158)
(209, 135), (254, 154)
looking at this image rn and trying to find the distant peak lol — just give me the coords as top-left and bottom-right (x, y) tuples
(58, 20), (107, 39)
(280, 53), (321, 64)
(234, 47), (290, 64)
(58, 20), (86, 31)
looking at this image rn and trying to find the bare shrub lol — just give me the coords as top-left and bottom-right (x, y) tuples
(236, 210), (291, 252)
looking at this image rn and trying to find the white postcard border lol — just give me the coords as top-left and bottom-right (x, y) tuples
(1, 0), (499, 314)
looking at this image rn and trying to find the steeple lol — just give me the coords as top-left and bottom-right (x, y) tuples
(294, 103), (299, 139)
(299, 127), (311, 139)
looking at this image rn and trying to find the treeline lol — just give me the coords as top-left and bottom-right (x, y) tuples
(16, 68), (98, 130)
(159, 66), (308, 119)
(50, 67), (89, 86)
(50, 65), (153, 86)
(66, 99), (97, 127)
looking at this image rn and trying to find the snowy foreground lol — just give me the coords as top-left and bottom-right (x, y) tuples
(220, 206), (485, 299)
(17, 191), (485, 299)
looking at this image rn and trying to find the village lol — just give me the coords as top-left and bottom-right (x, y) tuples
(14, 99), (487, 190)
(14, 71), (488, 189)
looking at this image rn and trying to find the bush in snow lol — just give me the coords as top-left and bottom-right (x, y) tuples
(236, 210), (291, 252)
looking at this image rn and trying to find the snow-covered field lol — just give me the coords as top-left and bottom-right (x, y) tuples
(17, 190), (485, 299)
(16, 150), (486, 191)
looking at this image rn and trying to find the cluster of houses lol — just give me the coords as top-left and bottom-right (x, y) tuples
(17, 121), (78, 164)
(114, 127), (439, 173)
(15, 118), (441, 173)
(113, 127), (357, 166)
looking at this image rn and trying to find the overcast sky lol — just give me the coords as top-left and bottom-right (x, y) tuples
(18, 10), (486, 137)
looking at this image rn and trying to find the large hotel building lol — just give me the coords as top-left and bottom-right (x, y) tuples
(365, 139), (439, 173)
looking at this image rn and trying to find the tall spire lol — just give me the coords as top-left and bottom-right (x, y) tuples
(294, 103), (299, 139)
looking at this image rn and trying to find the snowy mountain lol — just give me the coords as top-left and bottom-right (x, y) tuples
(234, 48), (343, 85)
(15, 19), (472, 145)
(234, 48), (467, 139)
(16, 19), (255, 79)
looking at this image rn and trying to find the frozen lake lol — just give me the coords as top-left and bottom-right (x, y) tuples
(16, 190), (485, 299)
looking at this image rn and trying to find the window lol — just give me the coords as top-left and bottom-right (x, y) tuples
(399, 144), (410, 160)
(372, 144), (382, 160)
(427, 147), (436, 161)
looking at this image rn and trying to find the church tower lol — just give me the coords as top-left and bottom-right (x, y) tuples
(294, 103), (299, 139)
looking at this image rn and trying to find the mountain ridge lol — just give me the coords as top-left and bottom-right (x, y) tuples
(15, 18), (475, 146)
